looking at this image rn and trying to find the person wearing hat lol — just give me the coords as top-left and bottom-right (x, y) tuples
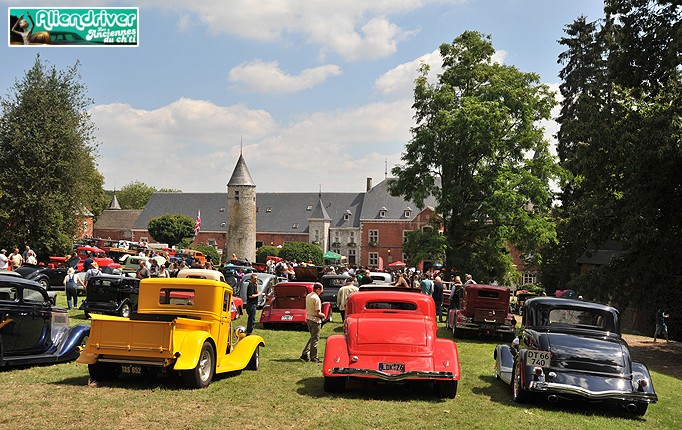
(79, 261), (101, 292)
(336, 276), (359, 322)
(0, 249), (8, 270)
(63, 267), (79, 309)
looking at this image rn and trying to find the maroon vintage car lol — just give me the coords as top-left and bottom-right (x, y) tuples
(322, 288), (460, 398)
(446, 284), (516, 341)
(259, 282), (332, 328)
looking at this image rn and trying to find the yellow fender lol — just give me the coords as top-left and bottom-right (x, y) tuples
(173, 331), (213, 370)
(216, 335), (265, 373)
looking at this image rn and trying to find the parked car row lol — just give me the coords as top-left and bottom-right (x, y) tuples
(0, 269), (660, 415)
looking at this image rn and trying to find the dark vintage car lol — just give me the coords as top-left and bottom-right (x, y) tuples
(234, 272), (278, 308)
(323, 287), (460, 397)
(320, 274), (351, 310)
(81, 275), (141, 318)
(15, 261), (73, 290)
(0, 276), (89, 367)
(493, 297), (658, 415)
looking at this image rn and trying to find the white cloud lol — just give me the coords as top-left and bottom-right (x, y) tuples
(140, 0), (463, 61)
(228, 60), (342, 94)
(92, 97), (414, 193)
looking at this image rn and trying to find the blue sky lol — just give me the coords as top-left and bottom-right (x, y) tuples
(2, 0), (605, 193)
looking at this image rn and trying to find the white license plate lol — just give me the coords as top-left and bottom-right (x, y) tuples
(120, 365), (142, 375)
(379, 362), (405, 372)
(526, 350), (551, 367)
(281, 315), (293, 321)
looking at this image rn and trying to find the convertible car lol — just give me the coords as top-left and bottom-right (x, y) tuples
(493, 297), (657, 415)
(81, 275), (140, 318)
(323, 288), (460, 398)
(0, 276), (89, 367)
(259, 282), (332, 329)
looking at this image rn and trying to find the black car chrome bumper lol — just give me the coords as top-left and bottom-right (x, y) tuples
(529, 381), (658, 403)
(330, 368), (454, 381)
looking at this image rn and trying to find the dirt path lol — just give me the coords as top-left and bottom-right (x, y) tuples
(622, 334), (682, 380)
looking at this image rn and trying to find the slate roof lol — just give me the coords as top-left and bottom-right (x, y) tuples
(95, 209), (142, 230)
(360, 178), (436, 220)
(133, 179), (431, 234)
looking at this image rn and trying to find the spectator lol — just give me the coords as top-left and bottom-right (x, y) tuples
(654, 308), (670, 343)
(79, 262), (101, 291)
(245, 273), (262, 335)
(448, 276), (463, 309)
(433, 276), (444, 322)
(82, 252), (94, 271)
(63, 267), (79, 309)
(136, 261), (150, 279)
(420, 274), (434, 295)
(463, 274), (476, 287)
(0, 249), (8, 270)
(300, 283), (325, 362)
(359, 269), (373, 285)
(23, 245), (31, 261)
(26, 250), (38, 265)
(9, 248), (23, 270)
(157, 263), (170, 278)
(149, 259), (160, 277)
(337, 277), (359, 321)
(392, 272), (410, 288)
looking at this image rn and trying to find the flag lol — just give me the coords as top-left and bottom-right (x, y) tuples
(194, 210), (201, 236)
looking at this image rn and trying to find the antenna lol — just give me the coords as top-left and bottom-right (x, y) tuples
(240, 135), (243, 155)
(318, 184), (322, 199)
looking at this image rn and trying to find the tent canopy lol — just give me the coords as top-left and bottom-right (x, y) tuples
(388, 260), (406, 268)
(323, 250), (343, 261)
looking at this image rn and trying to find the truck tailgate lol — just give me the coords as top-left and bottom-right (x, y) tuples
(88, 316), (175, 360)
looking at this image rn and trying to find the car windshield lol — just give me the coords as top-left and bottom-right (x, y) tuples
(546, 308), (611, 331)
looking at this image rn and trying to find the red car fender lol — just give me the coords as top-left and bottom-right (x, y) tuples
(322, 334), (350, 377)
(259, 305), (271, 322)
(432, 338), (461, 380)
(321, 302), (332, 322)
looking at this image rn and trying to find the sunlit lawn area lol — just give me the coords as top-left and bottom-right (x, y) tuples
(0, 290), (679, 430)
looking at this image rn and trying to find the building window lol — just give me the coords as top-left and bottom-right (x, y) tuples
(266, 207), (272, 212)
(292, 223), (299, 229)
(221, 222), (226, 227)
(256, 241), (263, 248)
(404, 207), (412, 218)
(348, 249), (356, 265)
(140, 236), (148, 242)
(379, 208), (387, 218)
(369, 230), (379, 245)
(344, 210), (352, 221)
(314, 230), (320, 242)
(219, 207), (225, 212)
(235, 190), (239, 202)
(368, 252), (378, 267)
(422, 225), (433, 232)
(306, 205), (313, 211)
(256, 207), (260, 212)
(207, 239), (217, 246)
(334, 231), (340, 243)
(402, 230), (411, 243)
(522, 272), (537, 285)
(349, 231), (356, 243)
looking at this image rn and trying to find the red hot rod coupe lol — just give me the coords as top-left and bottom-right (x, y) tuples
(494, 297), (658, 415)
(322, 288), (460, 398)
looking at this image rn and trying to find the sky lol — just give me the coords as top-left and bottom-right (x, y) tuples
(1, 0), (606, 193)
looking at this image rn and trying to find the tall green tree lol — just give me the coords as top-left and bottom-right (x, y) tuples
(0, 56), (104, 257)
(278, 242), (323, 266)
(116, 181), (156, 210)
(402, 227), (447, 269)
(551, 1), (682, 328)
(147, 214), (195, 246)
(389, 31), (561, 284)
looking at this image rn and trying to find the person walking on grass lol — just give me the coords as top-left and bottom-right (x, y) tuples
(654, 308), (670, 343)
(301, 283), (325, 362)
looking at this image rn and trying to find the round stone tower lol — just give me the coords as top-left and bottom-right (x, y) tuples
(226, 153), (256, 262)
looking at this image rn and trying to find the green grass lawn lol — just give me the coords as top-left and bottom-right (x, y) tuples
(0, 291), (679, 430)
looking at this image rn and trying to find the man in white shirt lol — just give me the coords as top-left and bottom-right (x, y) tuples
(0, 249), (8, 270)
(301, 283), (325, 362)
(336, 277), (359, 321)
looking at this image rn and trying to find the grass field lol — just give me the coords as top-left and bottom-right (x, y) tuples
(0, 292), (679, 430)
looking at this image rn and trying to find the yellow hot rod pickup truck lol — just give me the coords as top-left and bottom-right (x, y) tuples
(77, 277), (264, 388)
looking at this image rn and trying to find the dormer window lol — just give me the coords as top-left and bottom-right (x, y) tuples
(266, 207), (272, 213)
(344, 210), (351, 221)
(379, 207), (387, 218)
(219, 207), (225, 212)
(404, 207), (412, 218)
(292, 223), (299, 229)
(306, 205), (313, 211)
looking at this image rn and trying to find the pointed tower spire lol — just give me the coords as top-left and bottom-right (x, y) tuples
(108, 190), (121, 210)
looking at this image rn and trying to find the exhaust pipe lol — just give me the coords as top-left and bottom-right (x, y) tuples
(625, 403), (637, 412)
(547, 395), (559, 403)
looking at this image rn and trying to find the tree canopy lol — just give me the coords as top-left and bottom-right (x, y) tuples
(278, 242), (323, 266)
(389, 31), (561, 284)
(546, 0), (682, 321)
(147, 214), (195, 246)
(116, 181), (181, 210)
(0, 56), (105, 257)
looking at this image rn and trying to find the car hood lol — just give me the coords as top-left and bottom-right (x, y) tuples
(544, 332), (627, 374)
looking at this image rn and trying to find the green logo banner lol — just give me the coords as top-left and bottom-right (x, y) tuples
(8, 7), (139, 47)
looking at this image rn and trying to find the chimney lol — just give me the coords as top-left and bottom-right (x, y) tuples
(366, 177), (373, 191)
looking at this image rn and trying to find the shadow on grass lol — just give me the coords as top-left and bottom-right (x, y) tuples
(52, 368), (246, 390)
(296, 376), (449, 403)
